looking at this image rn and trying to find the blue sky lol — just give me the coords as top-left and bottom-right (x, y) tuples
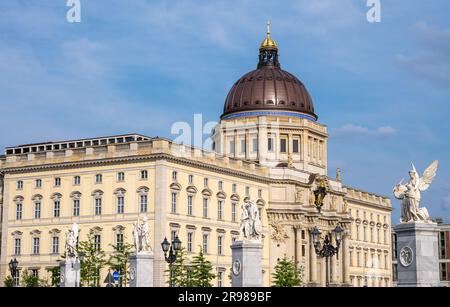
(0, 0), (449, 223)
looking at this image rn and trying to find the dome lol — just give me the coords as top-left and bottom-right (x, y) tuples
(221, 23), (317, 121)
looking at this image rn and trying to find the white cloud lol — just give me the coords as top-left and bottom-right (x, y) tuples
(331, 124), (396, 138)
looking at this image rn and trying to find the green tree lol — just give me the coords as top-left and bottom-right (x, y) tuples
(107, 242), (133, 287)
(47, 266), (60, 287)
(20, 270), (49, 287)
(3, 276), (14, 287)
(190, 248), (216, 287)
(78, 231), (107, 287)
(166, 248), (196, 287)
(272, 256), (303, 287)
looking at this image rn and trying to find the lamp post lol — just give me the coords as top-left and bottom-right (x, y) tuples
(161, 236), (182, 287)
(8, 258), (19, 287)
(311, 225), (344, 287)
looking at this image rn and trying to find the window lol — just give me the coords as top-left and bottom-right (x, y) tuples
(171, 230), (177, 242)
(258, 189), (262, 198)
(252, 138), (258, 153)
(95, 197), (102, 215)
(13, 269), (20, 287)
(54, 200), (61, 217)
(229, 140), (235, 155)
(232, 203), (237, 223)
(293, 139), (300, 153)
(356, 225), (360, 241)
(187, 232), (193, 253)
(34, 201), (41, 219)
(280, 139), (287, 153)
(94, 235), (101, 251)
(117, 195), (125, 214)
(16, 203), (23, 220)
(188, 175), (194, 184)
(187, 195), (193, 216)
(218, 201), (223, 221)
(218, 181), (223, 191)
(73, 199), (80, 217)
(377, 228), (380, 243)
(440, 232), (446, 259)
(15, 238), (21, 255)
(35, 179), (42, 188)
(17, 180), (23, 190)
(245, 186), (250, 196)
(240, 139), (246, 155)
(117, 172), (125, 182)
(217, 271), (224, 287)
(117, 234), (124, 250)
(55, 178), (61, 187)
(172, 171), (177, 181)
(370, 227), (374, 242)
(440, 263), (447, 281)
(384, 230), (387, 245)
(203, 198), (209, 218)
(232, 184), (237, 193)
(140, 170), (148, 180)
(171, 193), (177, 214)
(218, 236), (223, 255)
(52, 237), (59, 254)
(140, 194), (148, 213)
(202, 234), (209, 253)
(74, 176), (81, 185)
(268, 137), (274, 152)
(95, 174), (102, 184)
(33, 237), (40, 255)
(357, 252), (361, 267)
(350, 251), (354, 266)
(204, 178), (209, 187)
(364, 226), (367, 242)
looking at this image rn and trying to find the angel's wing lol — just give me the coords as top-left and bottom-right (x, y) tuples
(420, 160), (439, 191)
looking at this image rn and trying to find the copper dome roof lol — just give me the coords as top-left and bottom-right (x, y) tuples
(221, 24), (317, 121)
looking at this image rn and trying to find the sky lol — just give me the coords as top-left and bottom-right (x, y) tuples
(0, 0), (449, 223)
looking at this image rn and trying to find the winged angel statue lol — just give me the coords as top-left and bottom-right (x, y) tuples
(393, 161), (438, 223)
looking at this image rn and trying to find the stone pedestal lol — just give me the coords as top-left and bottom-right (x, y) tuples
(231, 241), (263, 287)
(394, 222), (440, 287)
(129, 253), (154, 287)
(60, 260), (80, 287)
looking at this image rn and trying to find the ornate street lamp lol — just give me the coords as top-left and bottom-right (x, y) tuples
(8, 258), (19, 287)
(312, 225), (344, 287)
(161, 236), (182, 287)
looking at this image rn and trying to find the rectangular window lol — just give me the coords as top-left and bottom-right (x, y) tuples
(232, 184), (237, 193)
(94, 235), (101, 251)
(203, 198), (209, 218)
(302, 245), (306, 257)
(217, 271), (223, 288)
(55, 178), (61, 187)
(16, 203), (22, 220)
(33, 238), (40, 255)
(171, 230), (177, 243)
(187, 232), (193, 253)
(204, 178), (209, 187)
(268, 138), (274, 152)
(95, 198), (102, 215)
(172, 171), (178, 181)
(34, 202), (41, 219)
(117, 172), (125, 182)
(357, 252), (361, 267)
(240, 139), (246, 155)
(171, 193), (177, 214)
(440, 232), (446, 259)
(218, 201), (223, 221)
(140, 195), (148, 213)
(140, 170), (148, 180)
(232, 203), (237, 223)
(14, 238), (21, 255)
(245, 186), (250, 196)
(356, 225), (360, 241)
(35, 179), (42, 188)
(218, 181), (223, 191)
(74, 176), (81, 185)
(293, 139), (299, 153)
(73, 199), (80, 217)
(52, 237), (59, 254)
(280, 139), (287, 153)
(117, 196), (125, 214)
(258, 189), (262, 199)
(95, 174), (102, 184)
(53, 201), (61, 218)
(187, 195), (193, 216)
(188, 175), (194, 184)
(440, 263), (447, 281)
(218, 236), (223, 255)
(252, 138), (258, 153)
(202, 234), (209, 253)
(117, 234), (124, 250)
(17, 181), (23, 190)
(229, 141), (235, 155)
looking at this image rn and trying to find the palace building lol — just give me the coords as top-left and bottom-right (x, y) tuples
(0, 26), (393, 287)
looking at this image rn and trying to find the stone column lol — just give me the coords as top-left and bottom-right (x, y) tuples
(60, 260), (80, 287)
(231, 241), (263, 287)
(129, 253), (154, 287)
(331, 254), (338, 285)
(342, 236), (351, 286)
(394, 222), (440, 287)
(309, 231), (318, 286)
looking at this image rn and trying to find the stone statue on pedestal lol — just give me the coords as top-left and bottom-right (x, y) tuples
(393, 161), (438, 223)
(65, 223), (78, 258)
(132, 217), (152, 254)
(240, 199), (262, 241)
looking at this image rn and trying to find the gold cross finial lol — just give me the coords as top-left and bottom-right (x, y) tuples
(266, 20), (271, 36)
